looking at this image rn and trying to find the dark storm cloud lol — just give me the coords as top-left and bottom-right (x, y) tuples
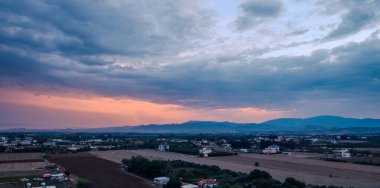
(2, 34), (379, 110)
(0, 0), (214, 57)
(322, 0), (380, 40)
(0, 0), (379, 116)
(235, 0), (284, 31)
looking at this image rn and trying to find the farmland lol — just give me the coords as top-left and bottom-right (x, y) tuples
(48, 153), (157, 188)
(92, 149), (380, 188)
(0, 153), (47, 179)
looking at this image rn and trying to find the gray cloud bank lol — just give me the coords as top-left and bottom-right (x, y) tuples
(0, 0), (380, 118)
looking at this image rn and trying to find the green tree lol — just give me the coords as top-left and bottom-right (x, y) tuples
(282, 177), (306, 188)
(77, 178), (92, 188)
(165, 179), (181, 188)
(249, 169), (272, 180)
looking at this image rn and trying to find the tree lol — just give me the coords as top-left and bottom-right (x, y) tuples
(252, 178), (281, 188)
(249, 169), (272, 180)
(165, 180), (181, 188)
(282, 177), (306, 188)
(77, 178), (92, 188)
(254, 162), (259, 167)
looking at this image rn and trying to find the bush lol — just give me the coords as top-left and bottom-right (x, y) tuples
(252, 178), (282, 188)
(249, 169), (272, 180)
(283, 177), (306, 188)
(164, 179), (182, 188)
(77, 178), (92, 188)
(254, 162), (259, 166)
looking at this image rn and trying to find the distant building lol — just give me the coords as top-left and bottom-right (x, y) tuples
(158, 143), (169, 151)
(240, 148), (249, 153)
(333, 149), (351, 158)
(262, 144), (280, 154)
(199, 147), (212, 157)
(20, 139), (32, 145)
(198, 178), (217, 188)
(282, 152), (292, 155)
(201, 139), (209, 144)
(67, 145), (80, 151)
(181, 184), (198, 188)
(330, 139), (338, 144)
(154, 177), (170, 185)
(221, 143), (231, 149)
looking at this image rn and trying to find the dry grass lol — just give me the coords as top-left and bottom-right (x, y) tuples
(92, 150), (380, 188)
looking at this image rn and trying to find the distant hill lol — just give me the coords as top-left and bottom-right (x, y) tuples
(263, 115), (380, 129)
(3, 116), (380, 134)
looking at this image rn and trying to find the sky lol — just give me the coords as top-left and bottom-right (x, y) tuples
(0, 0), (380, 129)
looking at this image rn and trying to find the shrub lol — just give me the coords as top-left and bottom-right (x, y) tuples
(164, 179), (182, 188)
(77, 178), (92, 188)
(283, 177), (306, 188)
(249, 169), (272, 180)
(252, 178), (282, 188)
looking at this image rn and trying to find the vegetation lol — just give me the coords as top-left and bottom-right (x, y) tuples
(77, 178), (92, 188)
(123, 156), (313, 188)
(169, 143), (199, 155)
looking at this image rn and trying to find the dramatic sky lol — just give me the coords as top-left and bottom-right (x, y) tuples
(1, 0), (380, 129)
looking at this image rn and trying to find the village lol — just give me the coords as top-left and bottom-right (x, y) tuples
(1, 132), (380, 187)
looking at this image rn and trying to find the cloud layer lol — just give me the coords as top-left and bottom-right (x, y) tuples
(0, 0), (380, 127)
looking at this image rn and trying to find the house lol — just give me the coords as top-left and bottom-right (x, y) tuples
(67, 145), (80, 151)
(330, 139), (338, 144)
(51, 173), (65, 181)
(20, 139), (32, 145)
(201, 139), (209, 144)
(221, 143), (231, 150)
(199, 147), (212, 157)
(158, 143), (169, 151)
(198, 178), (217, 188)
(333, 149), (351, 158)
(181, 184), (198, 188)
(282, 152), (292, 155)
(154, 177), (170, 185)
(240, 148), (248, 153)
(262, 144), (280, 154)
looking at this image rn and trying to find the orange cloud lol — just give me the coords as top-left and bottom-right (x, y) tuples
(0, 89), (285, 128)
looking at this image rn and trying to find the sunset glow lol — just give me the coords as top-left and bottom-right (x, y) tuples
(1, 0), (379, 129)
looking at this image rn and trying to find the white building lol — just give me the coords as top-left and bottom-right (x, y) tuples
(240, 148), (248, 153)
(158, 143), (169, 151)
(262, 144), (280, 154)
(221, 143), (231, 149)
(67, 145), (80, 151)
(181, 184), (198, 188)
(154, 177), (170, 185)
(333, 149), (351, 158)
(20, 139), (32, 145)
(199, 147), (212, 157)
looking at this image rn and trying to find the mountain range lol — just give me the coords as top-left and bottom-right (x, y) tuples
(3, 115), (380, 134)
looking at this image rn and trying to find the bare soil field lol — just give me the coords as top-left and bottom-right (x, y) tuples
(0, 153), (43, 161)
(49, 153), (157, 188)
(0, 153), (47, 178)
(92, 150), (380, 188)
(0, 162), (45, 172)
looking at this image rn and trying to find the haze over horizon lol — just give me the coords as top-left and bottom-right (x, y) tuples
(1, 0), (380, 129)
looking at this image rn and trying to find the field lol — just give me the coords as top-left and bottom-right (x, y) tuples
(0, 153), (43, 161)
(0, 153), (47, 179)
(92, 150), (380, 188)
(49, 153), (157, 188)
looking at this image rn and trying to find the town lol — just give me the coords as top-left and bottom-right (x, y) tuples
(0, 132), (379, 187)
